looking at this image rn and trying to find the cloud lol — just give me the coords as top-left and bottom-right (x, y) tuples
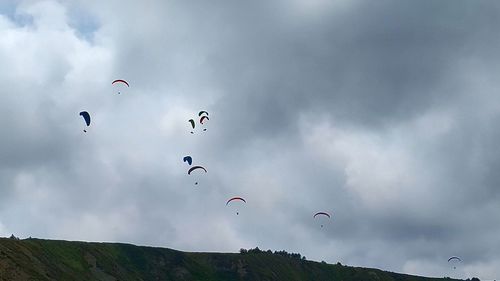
(1, 0), (500, 279)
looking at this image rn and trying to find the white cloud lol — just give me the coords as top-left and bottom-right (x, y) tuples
(2, 1), (500, 280)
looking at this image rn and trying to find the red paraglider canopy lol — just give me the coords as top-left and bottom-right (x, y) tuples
(200, 116), (209, 124)
(226, 197), (246, 205)
(112, 79), (130, 87)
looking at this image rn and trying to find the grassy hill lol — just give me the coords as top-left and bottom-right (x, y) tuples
(0, 237), (463, 281)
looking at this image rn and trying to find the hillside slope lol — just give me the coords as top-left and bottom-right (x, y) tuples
(0, 238), (462, 281)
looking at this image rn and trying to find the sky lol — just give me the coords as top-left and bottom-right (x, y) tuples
(1, 0), (500, 279)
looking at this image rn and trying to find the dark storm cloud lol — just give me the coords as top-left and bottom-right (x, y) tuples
(205, 1), (496, 134)
(181, 2), (500, 276)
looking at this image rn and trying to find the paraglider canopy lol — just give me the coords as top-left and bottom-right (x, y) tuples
(313, 212), (331, 228)
(79, 111), (91, 132)
(198, 111), (209, 116)
(313, 212), (331, 218)
(183, 156), (193, 165)
(112, 79), (130, 87)
(226, 197), (246, 205)
(200, 116), (209, 125)
(188, 119), (195, 134)
(187, 166), (207, 175)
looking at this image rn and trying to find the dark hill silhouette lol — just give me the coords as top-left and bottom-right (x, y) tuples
(0, 237), (467, 281)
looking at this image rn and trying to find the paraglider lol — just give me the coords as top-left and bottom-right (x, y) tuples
(112, 79), (130, 94)
(79, 111), (91, 133)
(188, 111), (209, 133)
(188, 119), (195, 134)
(187, 165), (207, 185)
(200, 116), (209, 125)
(198, 111), (209, 131)
(313, 212), (331, 228)
(183, 156), (193, 165)
(226, 197), (246, 215)
(448, 256), (461, 269)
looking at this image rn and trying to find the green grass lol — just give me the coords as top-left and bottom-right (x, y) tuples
(0, 237), (465, 281)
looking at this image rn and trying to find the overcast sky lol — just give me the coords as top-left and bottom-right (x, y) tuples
(1, 0), (500, 279)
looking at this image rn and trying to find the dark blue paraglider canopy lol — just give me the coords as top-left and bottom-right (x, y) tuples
(183, 156), (193, 165)
(79, 111), (91, 126)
